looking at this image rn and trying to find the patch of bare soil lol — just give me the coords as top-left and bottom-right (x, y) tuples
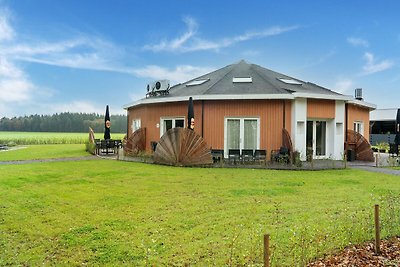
(308, 237), (400, 266)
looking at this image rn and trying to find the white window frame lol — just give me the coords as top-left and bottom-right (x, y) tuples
(131, 118), (141, 133)
(223, 117), (260, 158)
(353, 121), (364, 135)
(307, 120), (328, 159)
(160, 117), (185, 137)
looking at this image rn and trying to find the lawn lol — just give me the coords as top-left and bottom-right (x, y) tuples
(0, 131), (125, 145)
(1, 160), (400, 266)
(0, 144), (89, 161)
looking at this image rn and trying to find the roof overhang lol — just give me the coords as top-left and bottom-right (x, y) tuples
(123, 94), (295, 109)
(123, 93), (377, 110)
(346, 99), (376, 110)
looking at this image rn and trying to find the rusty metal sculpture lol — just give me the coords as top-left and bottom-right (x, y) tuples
(153, 127), (212, 166)
(346, 129), (374, 162)
(282, 128), (293, 154)
(124, 128), (146, 156)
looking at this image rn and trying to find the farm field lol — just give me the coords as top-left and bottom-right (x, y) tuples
(0, 131), (125, 145)
(1, 159), (400, 266)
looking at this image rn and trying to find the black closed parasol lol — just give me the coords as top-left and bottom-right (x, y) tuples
(104, 105), (111, 140)
(187, 97), (194, 130)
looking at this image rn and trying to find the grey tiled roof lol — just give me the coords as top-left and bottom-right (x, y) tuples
(164, 60), (341, 97)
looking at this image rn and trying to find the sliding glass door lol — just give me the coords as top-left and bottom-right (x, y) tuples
(227, 119), (240, 150)
(306, 120), (327, 158)
(225, 118), (259, 156)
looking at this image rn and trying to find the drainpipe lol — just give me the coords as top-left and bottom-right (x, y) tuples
(283, 100), (286, 129)
(345, 104), (348, 149)
(126, 109), (129, 139)
(201, 100), (204, 137)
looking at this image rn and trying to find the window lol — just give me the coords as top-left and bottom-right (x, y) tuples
(277, 78), (302, 85)
(353, 121), (363, 134)
(232, 77), (252, 83)
(225, 117), (260, 157)
(131, 119), (141, 133)
(160, 117), (185, 136)
(186, 78), (209, 86)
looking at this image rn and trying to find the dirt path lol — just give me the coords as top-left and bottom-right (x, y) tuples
(0, 155), (101, 165)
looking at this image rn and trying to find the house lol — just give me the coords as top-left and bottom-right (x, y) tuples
(370, 108), (399, 145)
(123, 60), (375, 161)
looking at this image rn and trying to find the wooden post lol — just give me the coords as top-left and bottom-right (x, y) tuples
(264, 234), (270, 267)
(374, 204), (381, 255)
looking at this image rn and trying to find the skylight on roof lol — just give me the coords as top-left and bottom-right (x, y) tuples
(233, 77), (252, 83)
(186, 78), (209, 86)
(278, 78), (302, 85)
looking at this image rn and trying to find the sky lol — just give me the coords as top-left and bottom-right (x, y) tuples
(1, 0), (400, 118)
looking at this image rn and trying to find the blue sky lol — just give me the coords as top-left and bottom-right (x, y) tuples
(1, 0), (399, 117)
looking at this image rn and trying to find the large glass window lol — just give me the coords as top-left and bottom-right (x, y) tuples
(315, 121), (326, 156)
(225, 118), (259, 157)
(244, 119), (257, 150)
(160, 117), (185, 136)
(227, 119), (240, 150)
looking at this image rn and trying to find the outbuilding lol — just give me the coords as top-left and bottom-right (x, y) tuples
(123, 60), (375, 161)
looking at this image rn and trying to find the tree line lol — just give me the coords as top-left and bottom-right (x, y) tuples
(0, 113), (127, 133)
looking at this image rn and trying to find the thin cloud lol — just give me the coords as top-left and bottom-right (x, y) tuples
(334, 78), (354, 94)
(132, 64), (214, 83)
(347, 37), (369, 47)
(0, 8), (14, 41)
(143, 17), (299, 53)
(2, 37), (127, 74)
(362, 52), (394, 75)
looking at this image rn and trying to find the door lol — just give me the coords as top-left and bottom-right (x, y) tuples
(225, 118), (259, 157)
(306, 120), (327, 158)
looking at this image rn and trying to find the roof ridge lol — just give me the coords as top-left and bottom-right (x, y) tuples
(202, 63), (236, 94)
(250, 64), (289, 94)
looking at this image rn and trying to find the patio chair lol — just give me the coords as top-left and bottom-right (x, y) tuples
(211, 149), (224, 163)
(241, 149), (254, 163)
(228, 149), (240, 164)
(254, 149), (267, 164)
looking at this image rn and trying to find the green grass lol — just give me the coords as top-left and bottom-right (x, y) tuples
(1, 160), (400, 266)
(0, 131), (125, 145)
(0, 144), (89, 161)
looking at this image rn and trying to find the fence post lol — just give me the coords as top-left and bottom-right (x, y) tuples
(374, 204), (381, 255)
(264, 234), (270, 267)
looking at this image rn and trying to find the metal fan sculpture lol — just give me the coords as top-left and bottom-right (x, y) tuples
(124, 128), (146, 156)
(89, 127), (95, 144)
(153, 127), (212, 166)
(346, 129), (374, 162)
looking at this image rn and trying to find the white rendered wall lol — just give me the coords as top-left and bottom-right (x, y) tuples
(291, 98), (307, 161)
(333, 101), (345, 160)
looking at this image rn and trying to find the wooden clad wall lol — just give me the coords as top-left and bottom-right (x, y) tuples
(202, 99), (290, 154)
(128, 101), (204, 151)
(346, 104), (370, 141)
(128, 99), (291, 154)
(307, 99), (335, 118)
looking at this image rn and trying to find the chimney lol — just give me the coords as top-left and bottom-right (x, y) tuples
(355, 88), (363, 100)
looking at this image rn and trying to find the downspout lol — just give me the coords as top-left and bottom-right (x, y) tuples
(345, 103), (348, 150)
(201, 100), (204, 137)
(283, 100), (286, 129)
(126, 109), (129, 139)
